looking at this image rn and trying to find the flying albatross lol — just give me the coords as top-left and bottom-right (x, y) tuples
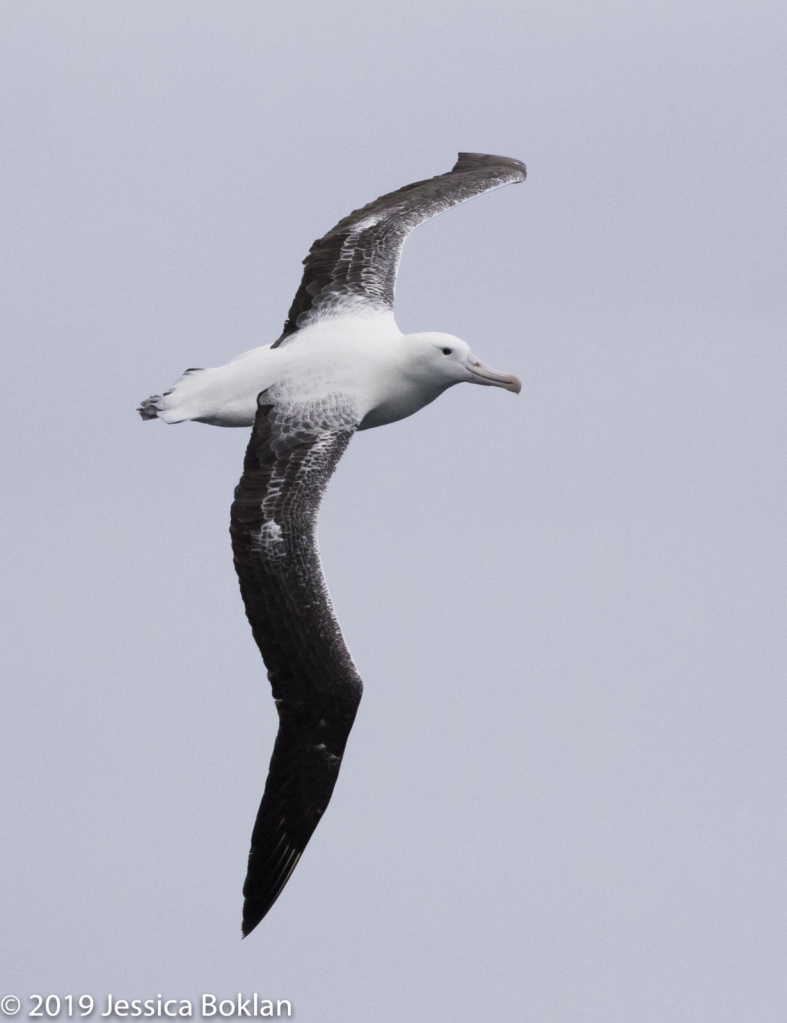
(139, 152), (527, 936)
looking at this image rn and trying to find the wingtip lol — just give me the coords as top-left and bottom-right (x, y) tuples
(241, 901), (266, 939)
(453, 152), (527, 181)
(241, 900), (257, 938)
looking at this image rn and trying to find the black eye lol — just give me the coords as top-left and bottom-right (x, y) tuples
(441, 347), (452, 355)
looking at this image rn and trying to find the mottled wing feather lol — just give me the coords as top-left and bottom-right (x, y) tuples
(230, 392), (362, 937)
(273, 152), (527, 344)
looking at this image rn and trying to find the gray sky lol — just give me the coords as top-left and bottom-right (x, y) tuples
(2, 2), (786, 1020)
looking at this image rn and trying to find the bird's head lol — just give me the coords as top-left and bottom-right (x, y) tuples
(403, 332), (521, 395)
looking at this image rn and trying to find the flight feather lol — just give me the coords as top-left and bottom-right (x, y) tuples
(230, 391), (363, 935)
(274, 152), (527, 344)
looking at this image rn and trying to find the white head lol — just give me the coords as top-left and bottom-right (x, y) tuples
(355, 329), (521, 431)
(402, 332), (521, 397)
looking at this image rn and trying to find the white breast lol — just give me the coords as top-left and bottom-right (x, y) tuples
(152, 312), (445, 429)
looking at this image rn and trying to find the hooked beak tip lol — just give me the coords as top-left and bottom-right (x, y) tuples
(467, 360), (522, 394)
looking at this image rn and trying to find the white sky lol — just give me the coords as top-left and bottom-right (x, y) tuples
(2, 2), (786, 1020)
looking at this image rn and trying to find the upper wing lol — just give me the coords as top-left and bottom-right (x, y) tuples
(273, 152), (527, 345)
(230, 391), (362, 936)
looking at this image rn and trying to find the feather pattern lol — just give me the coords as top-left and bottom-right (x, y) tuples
(274, 152), (527, 344)
(230, 391), (362, 935)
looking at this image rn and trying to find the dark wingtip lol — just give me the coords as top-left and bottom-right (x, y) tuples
(240, 899), (267, 939)
(453, 152), (527, 180)
(241, 905), (266, 938)
(240, 841), (305, 938)
(240, 886), (282, 938)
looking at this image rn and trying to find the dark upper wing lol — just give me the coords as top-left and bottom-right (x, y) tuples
(273, 152), (527, 345)
(230, 391), (362, 936)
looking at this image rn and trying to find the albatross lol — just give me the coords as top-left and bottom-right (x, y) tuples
(139, 152), (526, 936)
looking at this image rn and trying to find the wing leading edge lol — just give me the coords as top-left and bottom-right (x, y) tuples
(274, 152), (527, 344)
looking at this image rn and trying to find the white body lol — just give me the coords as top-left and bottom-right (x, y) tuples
(145, 312), (520, 430)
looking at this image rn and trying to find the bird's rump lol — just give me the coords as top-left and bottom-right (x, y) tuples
(230, 390), (363, 936)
